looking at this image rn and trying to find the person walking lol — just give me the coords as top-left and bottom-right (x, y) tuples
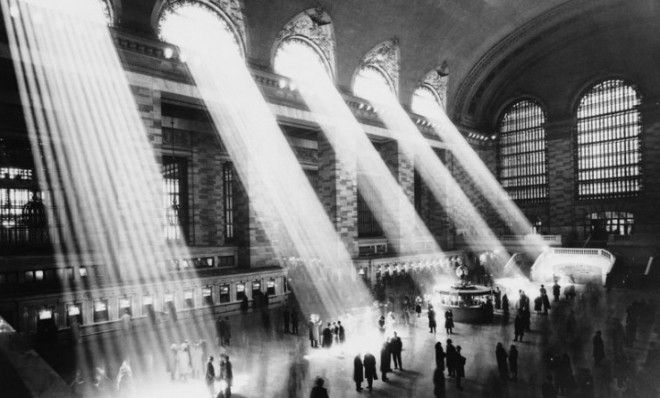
(309, 377), (329, 398)
(433, 367), (446, 398)
(455, 346), (466, 390)
(509, 345), (518, 381)
(435, 341), (446, 372)
(552, 282), (560, 303)
(428, 305), (437, 334)
(391, 332), (403, 370)
(338, 321), (345, 344)
(205, 356), (215, 398)
(363, 352), (377, 391)
(444, 309), (454, 334)
(514, 312), (525, 342)
(496, 342), (508, 380)
(218, 354), (233, 398)
(380, 341), (392, 382)
(353, 355), (364, 391)
(446, 339), (456, 378)
(593, 330), (605, 365)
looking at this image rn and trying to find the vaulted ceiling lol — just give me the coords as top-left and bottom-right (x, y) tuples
(112, 0), (651, 129)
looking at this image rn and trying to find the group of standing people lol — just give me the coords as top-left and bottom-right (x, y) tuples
(169, 340), (208, 382)
(205, 354), (233, 398)
(434, 338), (466, 393)
(308, 317), (345, 348)
(352, 331), (404, 392)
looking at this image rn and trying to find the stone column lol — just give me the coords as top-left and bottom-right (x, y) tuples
(317, 136), (358, 257)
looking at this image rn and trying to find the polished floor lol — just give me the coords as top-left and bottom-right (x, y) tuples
(41, 287), (659, 397)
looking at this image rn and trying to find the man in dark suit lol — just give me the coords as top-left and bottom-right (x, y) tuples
(363, 352), (378, 391)
(391, 332), (403, 370)
(455, 346), (466, 390)
(353, 355), (364, 391)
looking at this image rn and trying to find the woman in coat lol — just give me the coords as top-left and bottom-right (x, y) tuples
(380, 341), (392, 382)
(353, 355), (364, 391)
(363, 353), (377, 391)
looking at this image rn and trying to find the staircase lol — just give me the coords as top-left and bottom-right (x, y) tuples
(530, 247), (616, 285)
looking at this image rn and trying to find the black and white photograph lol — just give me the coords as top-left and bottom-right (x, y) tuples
(0, 0), (659, 397)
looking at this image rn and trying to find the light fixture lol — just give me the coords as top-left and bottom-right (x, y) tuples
(163, 47), (174, 59)
(278, 79), (287, 89)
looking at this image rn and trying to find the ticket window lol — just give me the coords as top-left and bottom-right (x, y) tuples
(92, 300), (108, 323)
(66, 303), (83, 326)
(37, 307), (56, 335)
(252, 281), (261, 297)
(267, 279), (276, 296)
(143, 295), (155, 319)
(184, 290), (194, 309)
(202, 287), (213, 306)
(236, 283), (245, 301)
(219, 285), (230, 303)
(119, 297), (132, 316)
(164, 293), (176, 313)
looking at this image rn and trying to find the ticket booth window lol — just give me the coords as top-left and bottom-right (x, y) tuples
(66, 303), (82, 326)
(93, 300), (109, 323)
(252, 281), (261, 296)
(119, 297), (132, 316)
(219, 285), (230, 303)
(164, 293), (175, 312)
(143, 295), (155, 320)
(267, 279), (276, 295)
(184, 290), (194, 308)
(236, 283), (245, 301)
(202, 287), (213, 306)
(37, 307), (56, 336)
(79, 266), (88, 278)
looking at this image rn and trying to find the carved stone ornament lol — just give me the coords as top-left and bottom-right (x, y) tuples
(274, 8), (336, 78)
(360, 38), (400, 94)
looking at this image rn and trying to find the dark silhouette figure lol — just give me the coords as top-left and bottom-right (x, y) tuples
(446, 339), (457, 378)
(496, 342), (508, 379)
(514, 312), (525, 342)
(444, 310), (454, 334)
(291, 310), (299, 335)
(509, 345), (518, 381)
(380, 341), (392, 381)
(428, 307), (437, 334)
(435, 342), (446, 371)
(502, 294), (510, 324)
(455, 345), (465, 390)
(310, 377), (329, 398)
(592, 331), (605, 365)
(391, 332), (403, 370)
(205, 356), (215, 397)
(240, 295), (249, 314)
(552, 282), (560, 302)
(433, 367), (446, 398)
(363, 353), (377, 391)
(322, 324), (333, 348)
(353, 355), (364, 391)
(338, 321), (345, 343)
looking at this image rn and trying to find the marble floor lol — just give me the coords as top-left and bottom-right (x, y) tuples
(40, 286), (660, 398)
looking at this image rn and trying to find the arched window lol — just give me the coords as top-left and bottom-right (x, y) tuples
(158, 2), (243, 58)
(273, 37), (332, 80)
(576, 79), (642, 198)
(411, 85), (444, 119)
(353, 65), (394, 103)
(497, 100), (547, 201)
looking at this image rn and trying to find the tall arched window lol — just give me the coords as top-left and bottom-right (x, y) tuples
(576, 79), (642, 198)
(411, 85), (443, 119)
(353, 65), (394, 103)
(273, 37), (332, 80)
(158, 2), (243, 58)
(498, 100), (547, 201)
